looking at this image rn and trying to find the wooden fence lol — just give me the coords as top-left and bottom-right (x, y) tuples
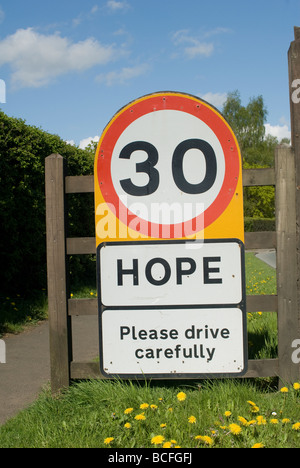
(45, 28), (300, 394)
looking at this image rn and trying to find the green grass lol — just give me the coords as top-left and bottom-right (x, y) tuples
(1, 250), (297, 448)
(0, 379), (299, 448)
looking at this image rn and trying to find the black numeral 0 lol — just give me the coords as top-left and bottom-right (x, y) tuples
(119, 138), (217, 196)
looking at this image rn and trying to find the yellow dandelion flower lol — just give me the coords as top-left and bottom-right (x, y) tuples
(140, 403), (149, 410)
(292, 422), (300, 431)
(104, 437), (114, 445)
(250, 405), (260, 413)
(124, 407), (134, 414)
(256, 416), (267, 425)
(170, 440), (177, 444)
(150, 404), (158, 410)
(224, 411), (232, 417)
(282, 418), (291, 424)
(246, 420), (257, 427)
(151, 435), (165, 445)
(134, 413), (146, 421)
(293, 382), (300, 391)
(195, 435), (214, 446)
(177, 391), (187, 401)
(160, 423), (167, 428)
(252, 443), (265, 449)
(162, 442), (172, 448)
(188, 415), (196, 424)
(270, 419), (279, 425)
(247, 400), (257, 406)
(238, 416), (248, 426)
(280, 387), (289, 393)
(228, 423), (242, 435)
(124, 423), (131, 429)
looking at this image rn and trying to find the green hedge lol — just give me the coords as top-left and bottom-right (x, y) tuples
(244, 217), (275, 232)
(0, 110), (94, 296)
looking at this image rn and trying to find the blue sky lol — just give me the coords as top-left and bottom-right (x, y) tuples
(0, 0), (298, 148)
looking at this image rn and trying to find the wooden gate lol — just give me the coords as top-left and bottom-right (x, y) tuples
(45, 28), (300, 393)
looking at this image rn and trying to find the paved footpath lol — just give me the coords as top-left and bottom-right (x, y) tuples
(0, 316), (99, 426)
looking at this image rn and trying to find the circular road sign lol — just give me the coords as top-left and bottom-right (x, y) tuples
(95, 91), (242, 240)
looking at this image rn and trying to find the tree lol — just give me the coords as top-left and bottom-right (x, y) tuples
(222, 90), (276, 167)
(222, 91), (277, 221)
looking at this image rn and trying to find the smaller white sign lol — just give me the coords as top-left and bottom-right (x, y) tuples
(100, 308), (246, 377)
(98, 240), (244, 307)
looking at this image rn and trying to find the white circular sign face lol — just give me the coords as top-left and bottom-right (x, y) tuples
(111, 110), (225, 225)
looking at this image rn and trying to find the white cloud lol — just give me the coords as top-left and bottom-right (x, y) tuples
(106, 1), (129, 12)
(97, 63), (150, 86)
(0, 28), (117, 88)
(171, 30), (214, 59)
(199, 92), (228, 110)
(79, 135), (99, 149)
(264, 123), (291, 141)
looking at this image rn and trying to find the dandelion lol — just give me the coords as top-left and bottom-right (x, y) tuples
(247, 400), (257, 406)
(256, 416), (267, 426)
(252, 443), (265, 449)
(280, 387), (289, 394)
(135, 413), (146, 421)
(188, 415), (196, 424)
(151, 435), (165, 445)
(246, 420), (257, 427)
(140, 403), (149, 410)
(124, 407), (133, 414)
(250, 405), (260, 413)
(195, 435), (214, 446)
(160, 423), (167, 428)
(292, 422), (300, 431)
(177, 391), (187, 401)
(104, 437), (114, 445)
(270, 419), (279, 425)
(238, 416), (248, 426)
(162, 442), (172, 448)
(228, 423), (242, 435)
(224, 411), (232, 417)
(247, 400), (259, 413)
(124, 423), (131, 429)
(293, 382), (300, 391)
(150, 404), (158, 410)
(90, 291), (94, 296)
(282, 418), (291, 424)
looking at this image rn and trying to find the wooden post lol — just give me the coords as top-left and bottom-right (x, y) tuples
(288, 27), (300, 383)
(276, 145), (299, 384)
(45, 154), (72, 393)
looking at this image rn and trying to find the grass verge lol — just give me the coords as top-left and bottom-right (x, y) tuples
(0, 379), (299, 448)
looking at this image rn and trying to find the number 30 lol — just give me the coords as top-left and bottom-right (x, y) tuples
(119, 138), (217, 196)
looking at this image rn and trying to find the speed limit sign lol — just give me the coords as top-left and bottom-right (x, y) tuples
(95, 92), (247, 378)
(94, 91), (244, 244)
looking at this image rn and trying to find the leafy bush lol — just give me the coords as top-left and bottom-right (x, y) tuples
(0, 110), (94, 296)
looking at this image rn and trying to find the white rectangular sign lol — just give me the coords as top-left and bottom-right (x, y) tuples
(98, 239), (244, 307)
(100, 308), (247, 377)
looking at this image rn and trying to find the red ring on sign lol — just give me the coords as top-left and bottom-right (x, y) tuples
(96, 92), (240, 239)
